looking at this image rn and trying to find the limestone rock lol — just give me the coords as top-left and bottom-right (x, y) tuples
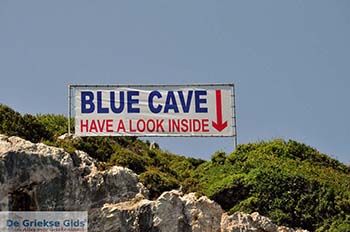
(251, 212), (278, 232)
(89, 190), (223, 232)
(221, 212), (309, 232)
(0, 134), (147, 211)
(181, 192), (223, 232)
(89, 199), (154, 232)
(221, 212), (257, 232)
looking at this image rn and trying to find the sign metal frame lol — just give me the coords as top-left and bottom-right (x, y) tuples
(68, 84), (237, 147)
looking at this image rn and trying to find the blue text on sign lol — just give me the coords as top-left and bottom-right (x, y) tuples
(81, 90), (208, 114)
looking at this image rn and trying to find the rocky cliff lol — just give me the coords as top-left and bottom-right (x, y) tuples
(0, 135), (307, 232)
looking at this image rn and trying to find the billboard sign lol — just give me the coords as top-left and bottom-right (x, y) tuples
(70, 84), (236, 137)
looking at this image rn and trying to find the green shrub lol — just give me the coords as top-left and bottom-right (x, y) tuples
(139, 168), (180, 199)
(35, 114), (68, 137)
(0, 104), (52, 142)
(197, 140), (350, 231)
(109, 148), (147, 174)
(0, 104), (25, 137)
(211, 151), (227, 165)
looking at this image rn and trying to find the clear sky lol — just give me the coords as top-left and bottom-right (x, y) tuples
(0, 1), (349, 163)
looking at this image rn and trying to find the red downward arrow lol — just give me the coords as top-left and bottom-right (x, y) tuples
(212, 90), (228, 132)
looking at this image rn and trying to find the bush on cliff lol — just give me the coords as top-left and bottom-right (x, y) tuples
(194, 140), (350, 231)
(0, 104), (52, 142)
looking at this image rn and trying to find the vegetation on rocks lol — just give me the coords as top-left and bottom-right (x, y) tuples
(1, 104), (349, 231)
(193, 140), (350, 231)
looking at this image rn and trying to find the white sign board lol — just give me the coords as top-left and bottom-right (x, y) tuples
(71, 84), (235, 137)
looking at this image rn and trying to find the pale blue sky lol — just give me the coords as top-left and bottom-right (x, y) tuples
(0, 1), (349, 163)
